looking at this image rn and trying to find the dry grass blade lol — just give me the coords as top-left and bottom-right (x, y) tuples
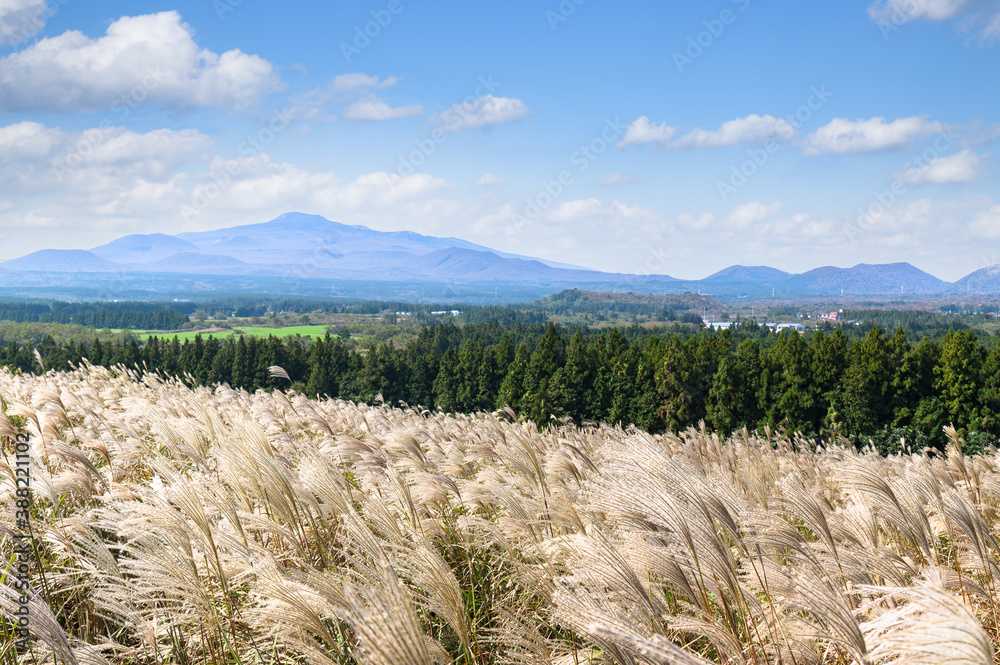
(860, 571), (994, 665)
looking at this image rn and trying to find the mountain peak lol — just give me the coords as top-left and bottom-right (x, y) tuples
(704, 265), (790, 282)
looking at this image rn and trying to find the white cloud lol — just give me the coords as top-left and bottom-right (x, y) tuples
(0, 121), (213, 206)
(598, 172), (635, 186)
(868, 0), (1000, 41)
(671, 115), (796, 150)
(0, 11), (282, 113)
(803, 116), (947, 155)
(897, 149), (988, 184)
(677, 212), (715, 230)
(342, 97), (421, 121)
(431, 95), (531, 133)
(726, 201), (783, 228)
(331, 73), (398, 92)
(548, 198), (606, 223)
(476, 173), (507, 186)
(618, 114), (795, 150)
(969, 203), (1000, 239)
(65, 128), (213, 175)
(290, 74), (413, 123)
(868, 0), (967, 22)
(0, 0), (50, 45)
(617, 116), (675, 148)
(0, 121), (61, 163)
(982, 11), (1000, 40)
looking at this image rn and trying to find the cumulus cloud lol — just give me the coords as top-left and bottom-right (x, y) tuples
(342, 97), (421, 121)
(0, 120), (213, 205)
(726, 201), (783, 228)
(671, 115), (796, 150)
(476, 173), (507, 186)
(0, 0), (51, 45)
(0, 11), (282, 113)
(803, 116), (947, 155)
(56, 128), (213, 177)
(618, 114), (795, 150)
(616, 116), (675, 148)
(897, 149), (988, 184)
(598, 172), (635, 186)
(431, 95), (531, 133)
(0, 121), (61, 163)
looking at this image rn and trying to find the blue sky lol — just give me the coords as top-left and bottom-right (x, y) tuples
(0, 0), (997, 280)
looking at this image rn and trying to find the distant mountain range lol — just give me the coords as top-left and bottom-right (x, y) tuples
(0, 212), (995, 302)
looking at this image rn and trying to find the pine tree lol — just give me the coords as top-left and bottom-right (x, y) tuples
(836, 326), (895, 442)
(549, 331), (595, 422)
(811, 328), (848, 434)
(306, 335), (332, 398)
(432, 347), (460, 413)
(707, 338), (765, 435)
(498, 343), (532, 413)
(935, 329), (985, 435)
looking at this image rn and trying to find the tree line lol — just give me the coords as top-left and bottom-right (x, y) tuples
(0, 302), (188, 330)
(3, 321), (1000, 454)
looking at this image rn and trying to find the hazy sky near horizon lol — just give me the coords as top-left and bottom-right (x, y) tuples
(0, 1), (998, 280)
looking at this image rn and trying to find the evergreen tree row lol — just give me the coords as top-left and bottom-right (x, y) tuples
(0, 302), (188, 330)
(4, 322), (1000, 454)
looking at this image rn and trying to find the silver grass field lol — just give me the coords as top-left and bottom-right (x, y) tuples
(1, 363), (999, 664)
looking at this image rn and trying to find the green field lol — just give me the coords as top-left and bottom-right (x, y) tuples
(137, 324), (332, 342)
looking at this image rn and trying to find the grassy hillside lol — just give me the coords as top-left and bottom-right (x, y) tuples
(1, 366), (997, 664)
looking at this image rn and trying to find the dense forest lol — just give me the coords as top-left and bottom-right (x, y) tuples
(4, 320), (1000, 454)
(0, 302), (189, 329)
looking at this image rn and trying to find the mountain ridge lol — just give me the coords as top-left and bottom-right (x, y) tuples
(0, 212), (995, 300)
